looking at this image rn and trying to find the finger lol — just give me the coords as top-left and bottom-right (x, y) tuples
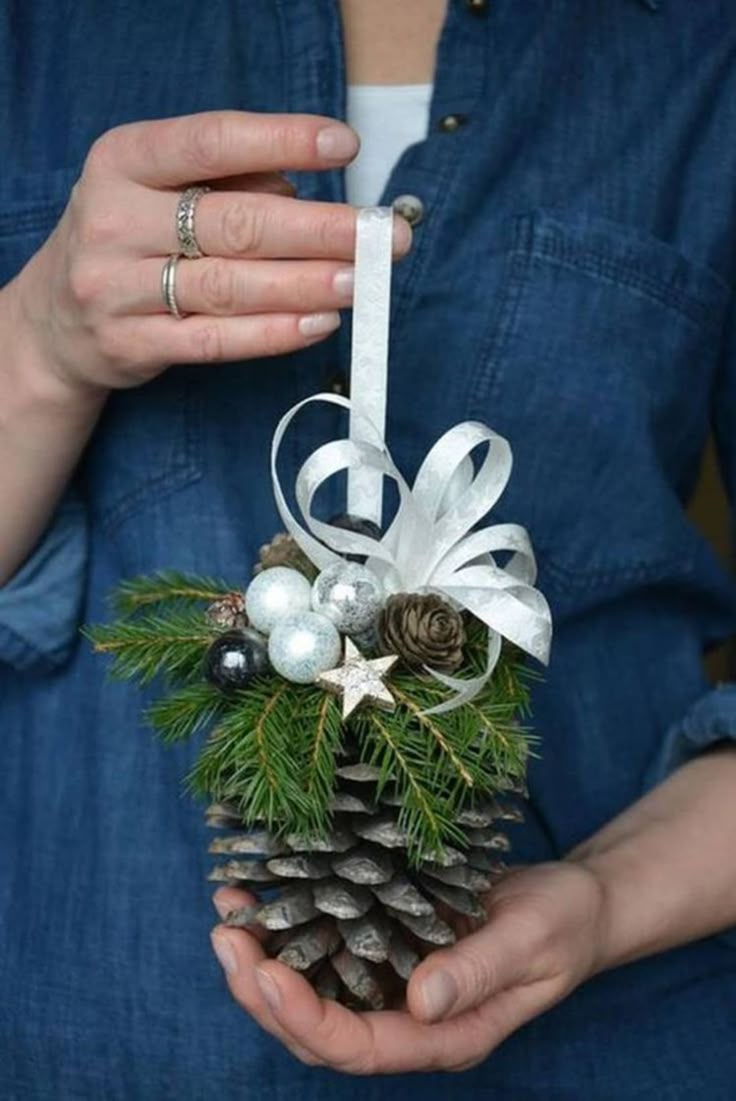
(211, 887), (270, 943)
(104, 309), (341, 373)
(245, 960), (505, 1075)
(210, 172), (297, 197)
(94, 110), (360, 187)
(117, 257), (355, 317)
(138, 189), (411, 261)
(407, 903), (550, 1024)
(210, 925), (322, 1066)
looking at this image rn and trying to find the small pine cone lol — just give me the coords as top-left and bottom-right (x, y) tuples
(205, 592), (248, 630)
(254, 532), (318, 581)
(379, 593), (466, 673)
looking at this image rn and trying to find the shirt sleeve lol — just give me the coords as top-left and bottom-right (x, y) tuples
(644, 685), (736, 787)
(0, 488), (88, 672)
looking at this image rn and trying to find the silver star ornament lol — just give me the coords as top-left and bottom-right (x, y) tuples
(317, 638), (398, 720)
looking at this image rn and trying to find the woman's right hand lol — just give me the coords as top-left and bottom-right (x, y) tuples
(10, 110), (412, 398)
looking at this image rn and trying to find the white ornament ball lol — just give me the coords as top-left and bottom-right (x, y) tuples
(311, 562), (385, 636)
(245, 567), (312, 634)
(268, 612), (342, 685)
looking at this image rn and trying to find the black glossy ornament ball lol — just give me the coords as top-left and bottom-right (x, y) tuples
(205, 628), (270, 693)
(328, 514), (382, 561)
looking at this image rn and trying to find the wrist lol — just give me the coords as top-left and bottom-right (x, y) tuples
(1, 266), (108, 417)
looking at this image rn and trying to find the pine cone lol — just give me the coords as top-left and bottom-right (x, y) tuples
(207, 761), (523, 1009)
(205, 592), (248, 630)
(254, 532), (318, 581)
(379, 593), (466, 673)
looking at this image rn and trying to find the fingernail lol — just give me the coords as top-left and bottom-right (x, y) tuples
(299, 310), (341, 337)
(392, 216), (413, 255)
(418, 969), (458, 1022)
(210, 930), (238, 976)
(332, 268), (355, 298)
(255, 967), (282, 1015)
(212, 894), (231, 921)
(317, 125), (359, 162)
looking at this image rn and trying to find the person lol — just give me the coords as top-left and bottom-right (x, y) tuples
(2, 1), (736, 1096)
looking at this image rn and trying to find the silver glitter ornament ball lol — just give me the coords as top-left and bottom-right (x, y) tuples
(311, 562), (385, 637)
(245, 567), (312, 635)
(268, 612), (342, 684)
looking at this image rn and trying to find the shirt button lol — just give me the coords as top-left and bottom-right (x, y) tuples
(438, 113), (468, 133)
(326, 371), (349, 396)
(464, 0), (489, 13)
(392, 194), (425, 227)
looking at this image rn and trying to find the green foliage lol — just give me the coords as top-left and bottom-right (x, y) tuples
(145, 681), (228, 743)
(83, 609), (217, 685)
(87, 571), (536, 861)
(111, 570), (232, 617)
(187, 678), (343, 837)
(352, 646), (532, 862)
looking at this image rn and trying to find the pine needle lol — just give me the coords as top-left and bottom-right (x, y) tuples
(83, 610), (217, 685)
(111, 570), (232, 617)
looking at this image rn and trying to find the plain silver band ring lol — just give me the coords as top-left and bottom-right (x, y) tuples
(161, 254), (186, 319)
(176, 184), (211, 259)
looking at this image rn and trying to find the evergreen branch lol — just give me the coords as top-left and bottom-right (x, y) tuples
(362, 710), (447, 858)
(145, 681), (228, 743)
(391, 683), (475, 789)
(187, 680), (338, 838)
(304, 691), (343, 809)
(83, 610), (216, 685)
(252, 682), (291, 805)
(111, 570), (232, 617)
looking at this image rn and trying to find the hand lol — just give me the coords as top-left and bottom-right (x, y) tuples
(10, 110), (412, 398)
(210, 861), (607, 1075)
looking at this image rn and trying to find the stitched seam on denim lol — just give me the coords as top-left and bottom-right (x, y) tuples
(0, 203), (65, 237)
(0, 621), (63, 669)
(97, 386), (203, 534)
(539, 549), (693, 588)
(529, 238), (724, 329)
(467, 215), (534, 414)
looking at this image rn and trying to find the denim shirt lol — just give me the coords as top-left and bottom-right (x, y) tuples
(3, 3), (736, 1099)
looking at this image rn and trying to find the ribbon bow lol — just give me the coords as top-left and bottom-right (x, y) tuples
(271, 394), (551, 714)
(270, 206), (551, 713)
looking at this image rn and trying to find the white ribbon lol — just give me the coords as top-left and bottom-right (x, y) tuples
(346, 207), (393, 526)
(269, 205), (551, 712)
(270, 394), (552, 713)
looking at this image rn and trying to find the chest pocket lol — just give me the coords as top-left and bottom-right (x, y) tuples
(465, 211), (731, 602)
(0, 169), (204, 535)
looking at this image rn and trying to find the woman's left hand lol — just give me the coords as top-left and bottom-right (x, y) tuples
(210, 861), (607, 1074)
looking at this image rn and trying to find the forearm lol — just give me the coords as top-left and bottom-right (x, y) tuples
(0, 271), (106, 584)
(568, 746), (736, 972)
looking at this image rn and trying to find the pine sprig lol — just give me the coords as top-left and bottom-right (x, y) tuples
(83, 610), (217, 685)
(358, 710), (466, 860)
(187, 679), (343, 837)
(85, 569), (537, 860)
(111, 570), (232, 617)
(145, 681), (228, 743)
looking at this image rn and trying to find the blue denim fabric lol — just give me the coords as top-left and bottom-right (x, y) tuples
(2, 2), (736, 1097)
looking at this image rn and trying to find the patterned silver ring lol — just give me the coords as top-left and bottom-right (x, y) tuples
(176, 184), (211, 259)
(161, 254), (186, 319)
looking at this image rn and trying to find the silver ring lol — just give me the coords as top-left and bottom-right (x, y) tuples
(161, 254), (186, 319)
(176, 184), (210, 259)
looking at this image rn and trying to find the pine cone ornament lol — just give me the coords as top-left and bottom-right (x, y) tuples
(205, 592), (248, 630)
(379, 593), (466, 673)
(254, 532), (318, 581)
(208, 758), (523, 1009)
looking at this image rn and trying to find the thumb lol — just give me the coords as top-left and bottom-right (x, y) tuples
(407, 906), (545, 1023)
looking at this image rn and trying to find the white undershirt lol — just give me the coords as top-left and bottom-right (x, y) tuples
(344, 83), (433, 207)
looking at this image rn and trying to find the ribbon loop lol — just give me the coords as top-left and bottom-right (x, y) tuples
(268, 205), (551, 711)
(270, 393), (552, 711)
